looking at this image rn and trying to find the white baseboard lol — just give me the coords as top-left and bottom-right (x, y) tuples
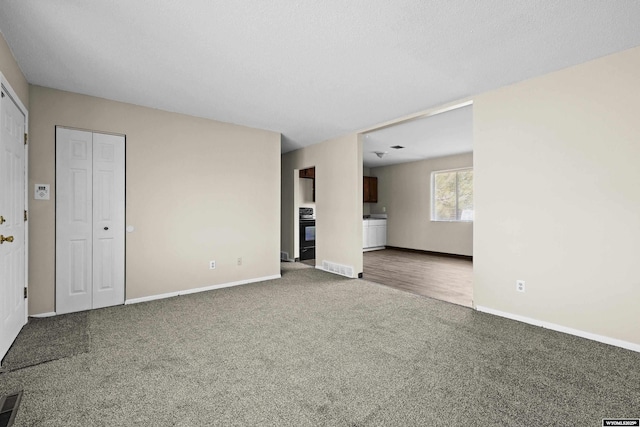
(475, 306), (640, 353)
(29, 311), (56, 318)
(125, 274), (281, 305)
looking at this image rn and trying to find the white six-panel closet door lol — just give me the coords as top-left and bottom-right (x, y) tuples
(55, 127), (124, 314)
(91, 132), (125, 309)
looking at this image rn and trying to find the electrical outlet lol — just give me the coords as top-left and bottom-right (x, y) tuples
(516, 280), (525, 293)
(237, 257), (242, 266)
(209, 260), (216, 270)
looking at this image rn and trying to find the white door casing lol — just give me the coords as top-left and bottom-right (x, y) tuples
(0, 83), (27, 359)
(56, 127), (124, 314)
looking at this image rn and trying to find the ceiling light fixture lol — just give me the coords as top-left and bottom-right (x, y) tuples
(374, 151), (387, 159)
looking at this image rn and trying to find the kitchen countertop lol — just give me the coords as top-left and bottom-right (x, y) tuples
(363, 214), (387, 220)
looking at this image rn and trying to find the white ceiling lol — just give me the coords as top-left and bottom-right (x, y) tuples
(363, 104), (472, 168)
(1, 1), (640, 154)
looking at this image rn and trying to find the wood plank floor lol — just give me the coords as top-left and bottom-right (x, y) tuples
(363, 249), (473, 307)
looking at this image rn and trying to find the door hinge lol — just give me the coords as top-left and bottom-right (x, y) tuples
(24, 287), (28, 299)
(24, 133), (28, 145)
(24, 210), (28, 221)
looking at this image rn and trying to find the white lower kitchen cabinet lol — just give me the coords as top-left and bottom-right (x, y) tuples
(363, 219), (386, 251)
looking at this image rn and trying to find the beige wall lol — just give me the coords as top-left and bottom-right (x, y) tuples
(29, 86), (281, 314)
(282, 134), (363, 275)
(474, 46), (640, 346)
(370, 153), (473, 256)
(298, 178), (315, 208)
(0, 31), (28, 108)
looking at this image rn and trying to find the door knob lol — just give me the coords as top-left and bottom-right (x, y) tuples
(0, 216), (5, 224)
(0, 235), (14, 244)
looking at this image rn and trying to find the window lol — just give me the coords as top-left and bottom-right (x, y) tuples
(431, 168), (473, 221)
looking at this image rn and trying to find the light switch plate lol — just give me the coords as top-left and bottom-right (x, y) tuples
(34, 184), (50, 200)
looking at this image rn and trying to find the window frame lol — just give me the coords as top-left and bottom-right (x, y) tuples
(430, 167), (474, 222)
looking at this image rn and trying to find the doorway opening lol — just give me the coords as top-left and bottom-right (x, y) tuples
(297, 167), (316, 267)
(361, 102), (474, 307)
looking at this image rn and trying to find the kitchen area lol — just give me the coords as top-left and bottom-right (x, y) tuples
(298, 167), (316, 264)
(297, 167), (387, 267)
(362, 173), (387, 251)
(360, 104), (474, 306)
(285, 103), (472, 306)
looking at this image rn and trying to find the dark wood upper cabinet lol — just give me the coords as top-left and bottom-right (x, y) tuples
(363, 176), (378, 203)
(299, 167), (315, 179)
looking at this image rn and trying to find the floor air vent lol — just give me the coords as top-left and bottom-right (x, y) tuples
(280, 251), (289, 261)
(0, 391), (23, 427)
(322, 261), (354, 278)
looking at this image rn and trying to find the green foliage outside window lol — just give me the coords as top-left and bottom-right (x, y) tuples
(432, 169), (473, 221)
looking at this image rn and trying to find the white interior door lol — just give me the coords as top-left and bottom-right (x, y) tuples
(0, 86), (26, 359)
(56, 127), (125, 314)
(56, 128), (93, 314)
(91, 133), (125, 309)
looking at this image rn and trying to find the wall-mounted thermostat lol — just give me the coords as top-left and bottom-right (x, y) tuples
(34, 184), (50, 200)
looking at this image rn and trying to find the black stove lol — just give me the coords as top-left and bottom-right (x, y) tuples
(299, 208), (315, 260)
